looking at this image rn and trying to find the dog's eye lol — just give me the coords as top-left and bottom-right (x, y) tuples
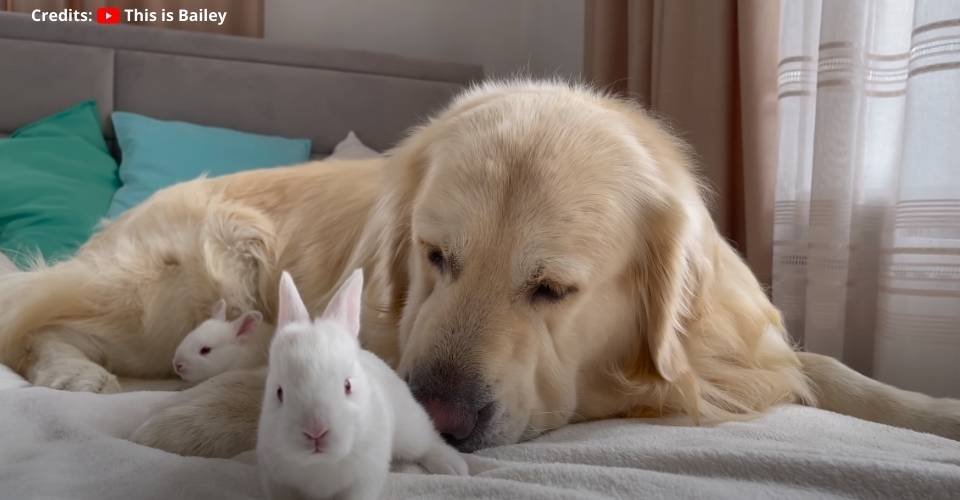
(199, 346), (211, 356)
(427, 247), (446, 272)
(531, 283), (574, 304)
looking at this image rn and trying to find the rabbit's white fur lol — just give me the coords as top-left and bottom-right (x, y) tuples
(172, 299), (272, 384)
(257, 270), (467, 500)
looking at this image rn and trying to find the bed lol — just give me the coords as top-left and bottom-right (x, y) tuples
(1, 11), (959, 500)
(2, 363), (959, 500)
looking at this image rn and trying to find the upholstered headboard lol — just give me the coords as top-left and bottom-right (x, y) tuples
(0, 12), (482, 153)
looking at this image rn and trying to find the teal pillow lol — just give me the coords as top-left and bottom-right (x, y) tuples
(0, 101), (119, 269)
(107, 112), (311, 218)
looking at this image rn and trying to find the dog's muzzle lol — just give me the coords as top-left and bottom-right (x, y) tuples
(407, 362), (497, 452)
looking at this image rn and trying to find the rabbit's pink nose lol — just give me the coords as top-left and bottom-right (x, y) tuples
(303, 427), (328, 452)
(303, 427), (328, 441)
(174, 362), (184, 373)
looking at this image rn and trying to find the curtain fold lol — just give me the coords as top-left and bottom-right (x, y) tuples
(584, 0), (780, 288)
(775, 0), (960, 397)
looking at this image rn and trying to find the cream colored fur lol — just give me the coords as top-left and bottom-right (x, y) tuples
(0, 81), (957, 458)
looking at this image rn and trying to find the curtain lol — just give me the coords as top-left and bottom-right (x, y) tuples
(4, 0), (262, 37)
(775, 0), (960, 397)
(584, 0), (781, 288)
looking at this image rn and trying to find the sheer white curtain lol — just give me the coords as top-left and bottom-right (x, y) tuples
(775, 0), (960, 397)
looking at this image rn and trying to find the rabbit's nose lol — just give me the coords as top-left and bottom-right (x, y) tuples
(174, 362), (184, 373)
(303, 427), (329, 452)
(302, 427), (328, 441)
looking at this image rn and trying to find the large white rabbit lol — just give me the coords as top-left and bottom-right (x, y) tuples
(256, 270), (468, 500)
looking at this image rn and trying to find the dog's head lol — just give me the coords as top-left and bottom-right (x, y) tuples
(374, 82), (711, 451)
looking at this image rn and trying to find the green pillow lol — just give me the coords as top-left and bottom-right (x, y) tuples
(0, 101), (119, 269)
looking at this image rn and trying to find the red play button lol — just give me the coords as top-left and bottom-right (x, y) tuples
(96, 7), (120, 24)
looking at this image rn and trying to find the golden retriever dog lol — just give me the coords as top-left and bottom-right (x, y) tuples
(1, 80), (958, 457)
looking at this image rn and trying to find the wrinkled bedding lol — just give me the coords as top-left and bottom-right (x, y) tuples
(1, 365), (959, 499)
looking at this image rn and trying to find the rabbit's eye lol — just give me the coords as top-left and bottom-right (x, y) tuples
(199, 346), (211, 356)
(276, 386), (283, 403)
(344, 378), (352, 395)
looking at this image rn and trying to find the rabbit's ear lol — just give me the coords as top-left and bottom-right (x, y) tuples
(277, 272), (310, 330)
(320, 269), (364, 338)
(210, 299), (227, 321)
(233, 311), (262, 337)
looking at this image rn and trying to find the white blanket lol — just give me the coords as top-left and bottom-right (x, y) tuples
(1, 364), (958, 500)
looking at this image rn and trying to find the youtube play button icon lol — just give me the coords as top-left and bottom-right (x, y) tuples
(97, 7), (120, 25)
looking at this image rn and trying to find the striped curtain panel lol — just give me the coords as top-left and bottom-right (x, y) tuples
(774, 0), (960, 397)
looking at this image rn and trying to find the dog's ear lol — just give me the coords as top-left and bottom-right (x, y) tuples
(634, 198), (701, 383)
(340, 128), (432, 364)
(612, 103), (709, 385)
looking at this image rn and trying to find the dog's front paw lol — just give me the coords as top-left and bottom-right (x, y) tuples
(129, 370), (263, 457)
(420, 442), (469, 476)
(130, 397), (256, 458)
(32, 359), (121, 394)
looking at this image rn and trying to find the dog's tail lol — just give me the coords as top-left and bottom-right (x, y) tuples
(799, 351), (960, 440)
(0, 262), (97, 370)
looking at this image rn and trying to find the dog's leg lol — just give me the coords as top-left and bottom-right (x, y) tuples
(130, 368), (265, 457)
(24, 329), (121, 394)
(799, 352), (960, 440)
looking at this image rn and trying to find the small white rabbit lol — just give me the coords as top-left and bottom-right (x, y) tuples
(172, 299), (272, 384)
(256, 270), (468, 500)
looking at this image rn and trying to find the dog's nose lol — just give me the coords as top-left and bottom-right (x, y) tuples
(408, 364), (494, 450)
(419, 399), (477, 441)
